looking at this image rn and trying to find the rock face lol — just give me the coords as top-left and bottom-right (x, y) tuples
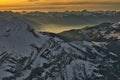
(112, 22), (120, 30)
(0, 16), (120, 80)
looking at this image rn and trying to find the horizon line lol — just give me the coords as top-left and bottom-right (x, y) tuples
(0, 9), (120, 13)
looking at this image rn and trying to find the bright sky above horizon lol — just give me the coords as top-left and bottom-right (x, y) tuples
(0, 0), (120, 12)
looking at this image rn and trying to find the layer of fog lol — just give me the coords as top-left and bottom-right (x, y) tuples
(34, 24), (93, 33)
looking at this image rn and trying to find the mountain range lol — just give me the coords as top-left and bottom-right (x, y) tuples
(0, 13), (120, 80)
(1, 11), (120, 31)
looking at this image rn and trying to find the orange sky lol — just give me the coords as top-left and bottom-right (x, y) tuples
(0, 0), (120, 12)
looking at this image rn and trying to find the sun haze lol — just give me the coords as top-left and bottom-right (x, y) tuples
(0, 0), (120, 12)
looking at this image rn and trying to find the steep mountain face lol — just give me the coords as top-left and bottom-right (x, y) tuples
(0, 17), (48, 56)
(58, 22), (120, 57)
(0, 17), (120, 80)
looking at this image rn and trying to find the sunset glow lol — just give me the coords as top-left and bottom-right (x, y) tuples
(0, 0), (120, 11)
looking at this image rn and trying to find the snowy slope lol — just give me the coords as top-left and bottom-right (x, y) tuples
(0, 16), (119, 80)
(0, 17), (48, 56)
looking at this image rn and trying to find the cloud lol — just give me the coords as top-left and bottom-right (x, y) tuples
(28, 0), (39, 2)
(48, 1), (120, 5)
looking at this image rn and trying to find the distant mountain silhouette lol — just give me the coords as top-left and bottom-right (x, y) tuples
(58, 22), (120, 42)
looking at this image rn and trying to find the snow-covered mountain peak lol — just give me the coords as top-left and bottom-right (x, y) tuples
(0, 17), (48, 56)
